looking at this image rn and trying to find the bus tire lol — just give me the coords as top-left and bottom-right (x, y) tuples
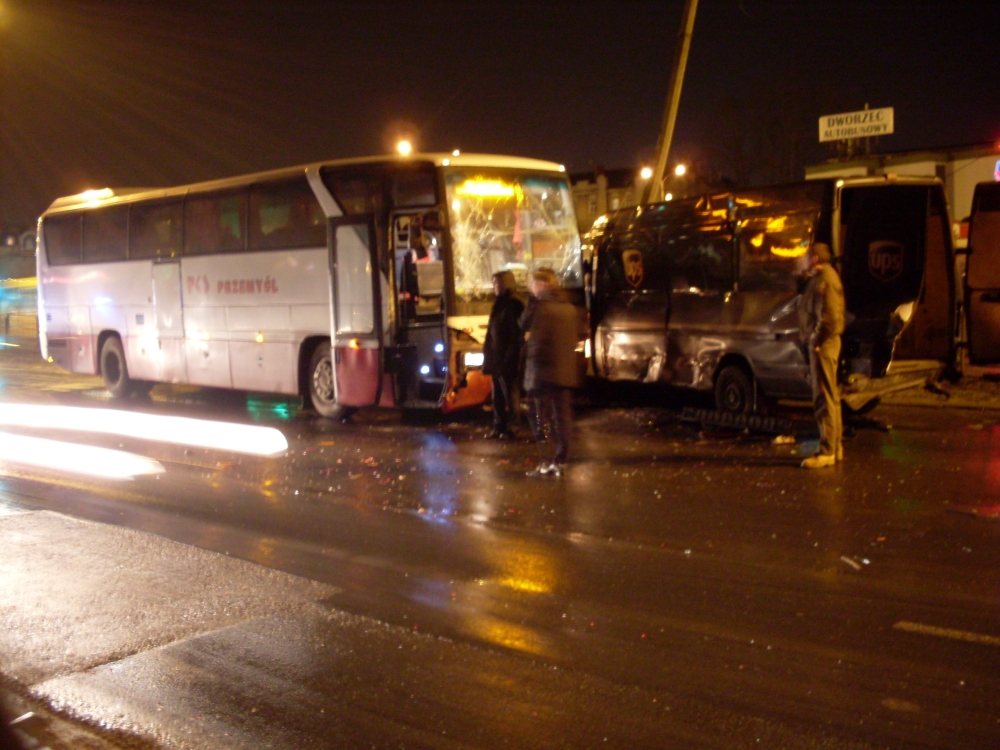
(308, 341), (354, 420)
(714, 364), (755, 415)
(131, 381), (154, 399)
(100, 336), (134, 400)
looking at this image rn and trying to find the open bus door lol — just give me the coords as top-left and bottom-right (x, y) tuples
(390, 211), (448, 407)
(965, 182), (1000, 364)
(329, 215), (386, 407)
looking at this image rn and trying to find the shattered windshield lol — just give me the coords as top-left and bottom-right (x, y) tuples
(445, 170), (582, 303)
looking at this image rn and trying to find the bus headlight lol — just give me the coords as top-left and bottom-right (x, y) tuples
(463, 351), (484, 368)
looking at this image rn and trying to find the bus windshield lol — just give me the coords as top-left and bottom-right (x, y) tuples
(445, 169), (582, 303)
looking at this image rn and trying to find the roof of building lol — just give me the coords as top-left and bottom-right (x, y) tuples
(569, 168), (636, 189)
(808, 140), (1000, 174)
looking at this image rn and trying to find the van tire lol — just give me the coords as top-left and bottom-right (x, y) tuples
(308, 341), (355, 420)
(715, 365), (755, 415)
(100, 336), (134, 400)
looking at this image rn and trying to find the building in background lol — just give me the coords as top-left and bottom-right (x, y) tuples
(0, 228), (36, 280)
(571, 165), (733, 233)
(569, 168), (645, 232)
(806, 141), (1000, 245)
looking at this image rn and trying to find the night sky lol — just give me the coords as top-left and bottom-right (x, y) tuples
(1, 0), (997, 230)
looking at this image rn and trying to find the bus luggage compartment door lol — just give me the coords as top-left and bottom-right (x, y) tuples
(965, 182), (1000, 364)
(151, 261), (187, 383)
(329, 216), (384, 406)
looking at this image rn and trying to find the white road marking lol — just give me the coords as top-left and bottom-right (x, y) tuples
(893, 621), (1000, 646)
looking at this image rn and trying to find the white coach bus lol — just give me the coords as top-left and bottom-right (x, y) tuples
(37, 154), (582, 417)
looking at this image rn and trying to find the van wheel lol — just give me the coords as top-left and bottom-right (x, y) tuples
(100, 336), (134, 400)
(308, 341), (355, 420)
(715, 365), (755, 415)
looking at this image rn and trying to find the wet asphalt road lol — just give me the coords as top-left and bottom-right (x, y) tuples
(0, 342), (998, 749)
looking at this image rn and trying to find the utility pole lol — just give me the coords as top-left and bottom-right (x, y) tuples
(642, 0), (699, 205)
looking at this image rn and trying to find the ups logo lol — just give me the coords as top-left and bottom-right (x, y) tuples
(623, 249), (644, 288)
(868, 240), (904, 282)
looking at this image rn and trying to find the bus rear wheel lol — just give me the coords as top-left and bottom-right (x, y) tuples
(308, 341), (354, 420)
(100, 336), (134, 400)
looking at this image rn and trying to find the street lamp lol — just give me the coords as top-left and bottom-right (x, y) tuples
(674, 164), (687, 177)
(396, 140), (413, 157)
(640, 167), (653, 180)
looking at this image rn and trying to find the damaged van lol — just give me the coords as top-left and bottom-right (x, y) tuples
(586, 176), (955, 413)
(965, 180), (1000, 365)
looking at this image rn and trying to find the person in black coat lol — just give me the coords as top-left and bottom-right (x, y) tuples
(521, 268), (585, 477)
(482, 270), (524, 439)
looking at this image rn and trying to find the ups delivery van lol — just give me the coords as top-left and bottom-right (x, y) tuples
(586, 176), (955, 413)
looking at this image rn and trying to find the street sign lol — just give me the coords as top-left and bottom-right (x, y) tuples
(819, 107), (894, 142)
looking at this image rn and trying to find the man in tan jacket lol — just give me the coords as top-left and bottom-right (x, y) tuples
(800, 242), (845, 468)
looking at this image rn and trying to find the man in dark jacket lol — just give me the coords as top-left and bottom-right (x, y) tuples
(482, 270), (524, 439)
(521, 268), (585, 477)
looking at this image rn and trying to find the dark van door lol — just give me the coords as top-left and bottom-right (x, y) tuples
(591, 216), (671, 382)
(965, 182), (1000, 364)
(838, 181), (954, 373)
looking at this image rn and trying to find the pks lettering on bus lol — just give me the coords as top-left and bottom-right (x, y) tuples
(186, 275), (280, 294)
(186, 275), (210, 294)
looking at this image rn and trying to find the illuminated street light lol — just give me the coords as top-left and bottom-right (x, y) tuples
(453, 149), (461, 156)
(665, 193), (674, 201)
(640, 167), (653, 180)
(674, 164), (687, 177)
(397, 140), (413, 156)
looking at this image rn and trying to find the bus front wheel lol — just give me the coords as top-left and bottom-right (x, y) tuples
(308, 342), (355, 420)
(100, 336), (134, 400)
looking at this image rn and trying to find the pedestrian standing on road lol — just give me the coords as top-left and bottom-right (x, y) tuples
(483, 270), (524, 440)
(521, 268), (585, 478)
(800, 241), (845, 469)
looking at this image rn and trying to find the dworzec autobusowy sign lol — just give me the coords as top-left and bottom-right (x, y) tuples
(819, 107), (894, 142)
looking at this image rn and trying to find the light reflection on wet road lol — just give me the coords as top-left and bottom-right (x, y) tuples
(0, 344), (999, 748)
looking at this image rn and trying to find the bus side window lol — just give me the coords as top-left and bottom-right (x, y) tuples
(82, 205), (128, 263)
(43, 214), (82, 266)
(185, 191), (247, 255)
(130, 201), (182, 260)
(392, 169), (438, 208)
(322, 170), (385, 215)
(249, 179), (326, 251)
